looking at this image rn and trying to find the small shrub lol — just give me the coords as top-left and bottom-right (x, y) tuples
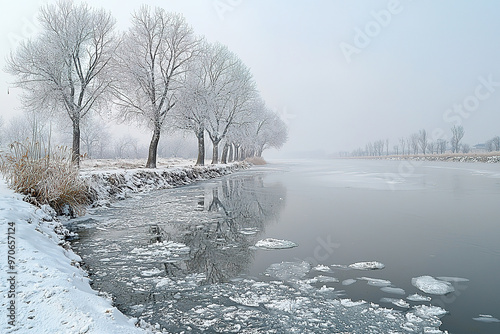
(0, 141), (89, 215)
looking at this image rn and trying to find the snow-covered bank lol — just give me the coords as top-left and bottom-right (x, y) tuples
(346, 153), (500, 163)
(0, 178), (153, 334)
(0, 160), (247, 333)
(82, 161), (248, 206)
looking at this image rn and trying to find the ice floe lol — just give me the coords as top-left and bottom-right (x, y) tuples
(312, 264), (333, 272)
(412, 276), (455, 295)
(380, 286), (406, 295)
(380, 298), (410, 308)
(264, 261), (310, 281)
(407, 293), (432, 302)
(473, 314), (500, 323)
(348, 261), (385, 270)
(255, 238), (298, 249)
(413, 305), (448, 319)
(358, 277), (392, 287)
(342, 279), (357, 286)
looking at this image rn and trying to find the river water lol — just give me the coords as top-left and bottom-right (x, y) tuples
(69, 159), (500, 333)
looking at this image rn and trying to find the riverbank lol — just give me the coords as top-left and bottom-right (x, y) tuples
(0, 159), (247, 333)
(344, 152), (500, 163)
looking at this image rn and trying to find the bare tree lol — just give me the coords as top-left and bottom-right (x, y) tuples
(451, 125), (465, 153)
(410, 133), (419, 154)
(461, 143), (471, 154)
(6, 1), (117, 166)
(492, 136), (500, 151)
(437, 139), (447, 154)
(418, 129), (427, 155)
(202, 44), (256, 164)
(114, 6), (200, 168)
(399, 137), (406, 155)
(385, 138), (389, 155)
(427, 141), (435, 155)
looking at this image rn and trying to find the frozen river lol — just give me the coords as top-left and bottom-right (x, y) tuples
(70, 159), (500, 333)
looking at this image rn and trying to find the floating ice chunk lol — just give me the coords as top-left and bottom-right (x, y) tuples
(314, 275), (339, 283)
(331, 264), (349, 269)
(342, 279), (357, 286)
(312, 264), (332, 272)
(255, 238), (298, 250)
(348, 261), (385, 270)
(473, 314), (500, 323)
(264, 261), (310, 281)
(239, 228), (260, 235)
(318, 285), (336, 293)
(407, 293), (432, 302)
(436, 276), (469, 283)
(380, 298), (410, 308)
(340, 299), (367, 307)
(156, 277), (173, 288)
(413, 305), (447, 318)
(358, 277), (392, 287)
(141, 268), (162, 277)
(380, 287), (406, 295)
(412, 276), (455, 295)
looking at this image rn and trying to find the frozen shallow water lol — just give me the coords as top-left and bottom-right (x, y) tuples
(70, 160), (500, 333)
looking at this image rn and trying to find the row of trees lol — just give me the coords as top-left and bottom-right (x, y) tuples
(351, 125), (480, 157)
(5, 1), (287, 167)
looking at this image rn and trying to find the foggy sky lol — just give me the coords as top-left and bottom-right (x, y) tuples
(2, 0), (500, 158)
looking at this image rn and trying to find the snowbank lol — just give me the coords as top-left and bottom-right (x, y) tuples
(0, 178), (153, 334)
(0, 161), (247, 333)
(82, 162), (248, 206)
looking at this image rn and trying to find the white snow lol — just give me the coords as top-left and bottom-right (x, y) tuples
(0, 177), (151, 333)
(348, 261), (385, 270)
(412, 276), (455, 295)
(254, 238), (298, 250)
(473, 314), (500, 323)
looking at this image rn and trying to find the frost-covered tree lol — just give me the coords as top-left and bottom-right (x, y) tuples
(6, 0), (117, 166)
(451, 125), (465, 153)
(437, 139), (447, 154)
(202, 43), (256, 164)
(113, 6), (200, 168)
(410, 133), (419, 154)
(418, 129), (427, 155)
(492, 136), (500, 151)
(3, 112), (50, 147)
(399, 137), (406, 155)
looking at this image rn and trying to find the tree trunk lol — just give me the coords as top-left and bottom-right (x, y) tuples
(221, 142), (229, 164)
(195, 128), (205, 166)
(146, 126), (161, 168)
(72, 116), (80, 167)
(228, 144), (233, 162)
(211, 139), (219, 164)
(234, 145), (239, 161)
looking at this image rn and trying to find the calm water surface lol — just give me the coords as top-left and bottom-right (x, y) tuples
(70, 159), (500, 333)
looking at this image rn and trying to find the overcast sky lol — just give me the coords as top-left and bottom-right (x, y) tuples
(2, 0), (500, 157)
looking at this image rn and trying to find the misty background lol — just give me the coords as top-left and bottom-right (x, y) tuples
(1, 0), (500, 159)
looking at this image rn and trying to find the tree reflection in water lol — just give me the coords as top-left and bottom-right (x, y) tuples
(168, 174), (286, 283)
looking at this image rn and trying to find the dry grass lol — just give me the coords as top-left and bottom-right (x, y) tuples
(0, 141), (89, 215)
